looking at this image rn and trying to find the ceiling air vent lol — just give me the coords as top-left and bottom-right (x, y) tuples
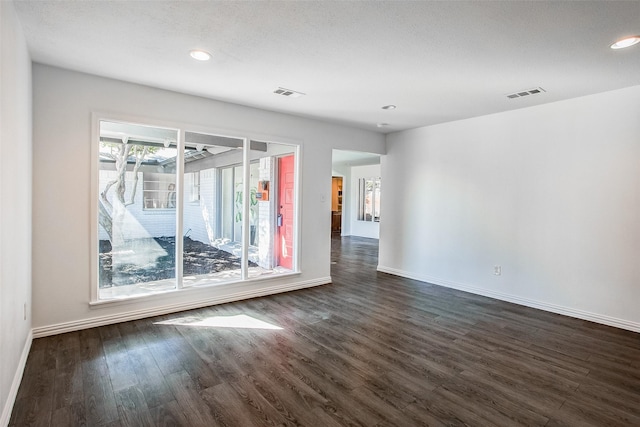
(273, 87), (305, 98)
(506, 87), (546, 99)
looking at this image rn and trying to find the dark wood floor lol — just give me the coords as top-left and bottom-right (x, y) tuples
(10, 236), (640, 426)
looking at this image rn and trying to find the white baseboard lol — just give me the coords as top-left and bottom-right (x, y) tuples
(377, 265), (640, 334)
(33, 277), (331, 338)
(1, 330), (32, 427)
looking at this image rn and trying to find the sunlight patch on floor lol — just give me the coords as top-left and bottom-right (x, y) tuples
(154, 314), (283, 330)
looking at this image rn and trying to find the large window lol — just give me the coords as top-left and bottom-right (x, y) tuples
(96, 120), (298, 300)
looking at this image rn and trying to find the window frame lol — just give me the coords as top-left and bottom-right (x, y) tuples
(90, 113), (301, 305)
(357, 176), (381, 222)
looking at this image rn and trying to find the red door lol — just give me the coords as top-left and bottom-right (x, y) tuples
(276, 155), (295, 269)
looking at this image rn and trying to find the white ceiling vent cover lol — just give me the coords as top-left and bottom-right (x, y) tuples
(273, 87), (305, 98)
(506, 87), (546, 99)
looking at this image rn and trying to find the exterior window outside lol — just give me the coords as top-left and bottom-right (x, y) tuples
(358, 177), (381, 222)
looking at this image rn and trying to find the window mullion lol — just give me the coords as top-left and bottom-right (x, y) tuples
(241, 138), (250, 280)
(176, 129), (185, 289)
(371, 181), (376, 222)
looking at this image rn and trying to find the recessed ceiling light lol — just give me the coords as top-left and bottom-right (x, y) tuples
(381, 105), (397, 110)
(189, 50), (211, 61)
(610, 36), (640, 49)
(377, 123), (389, 128)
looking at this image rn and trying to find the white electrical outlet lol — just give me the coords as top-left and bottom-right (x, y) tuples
(494, 265), (502, 276)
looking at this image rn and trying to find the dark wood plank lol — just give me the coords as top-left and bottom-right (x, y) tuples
(163, 370), (218, 426)
(50, 402), (86, 427)
(114, 386), (155, 427)
(147, 400), (191, 427)
(79, 327), (119, 426)
(100, 325), (139, 392)
(8, 391), (53, 427)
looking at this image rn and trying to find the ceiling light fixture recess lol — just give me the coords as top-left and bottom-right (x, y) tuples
(190, 50), (211, 61)
(377, 123), (389, 128)
(381, 105), (397, 110)
(610, 35), (640, 49)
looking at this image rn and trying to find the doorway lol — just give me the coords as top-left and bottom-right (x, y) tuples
(331, 149), (382, 239)
(331, 176), (343, 234)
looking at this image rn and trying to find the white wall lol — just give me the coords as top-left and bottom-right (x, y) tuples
(349, 164), (381, 239)
(0, 1), (32, 424)
(31, 64), (385, 333)
(379, 85), (640, 332)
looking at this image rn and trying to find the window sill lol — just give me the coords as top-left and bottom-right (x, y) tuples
(89, 270), (301, 309)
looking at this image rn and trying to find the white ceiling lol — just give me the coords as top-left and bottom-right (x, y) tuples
(13, 1), (640, 133)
